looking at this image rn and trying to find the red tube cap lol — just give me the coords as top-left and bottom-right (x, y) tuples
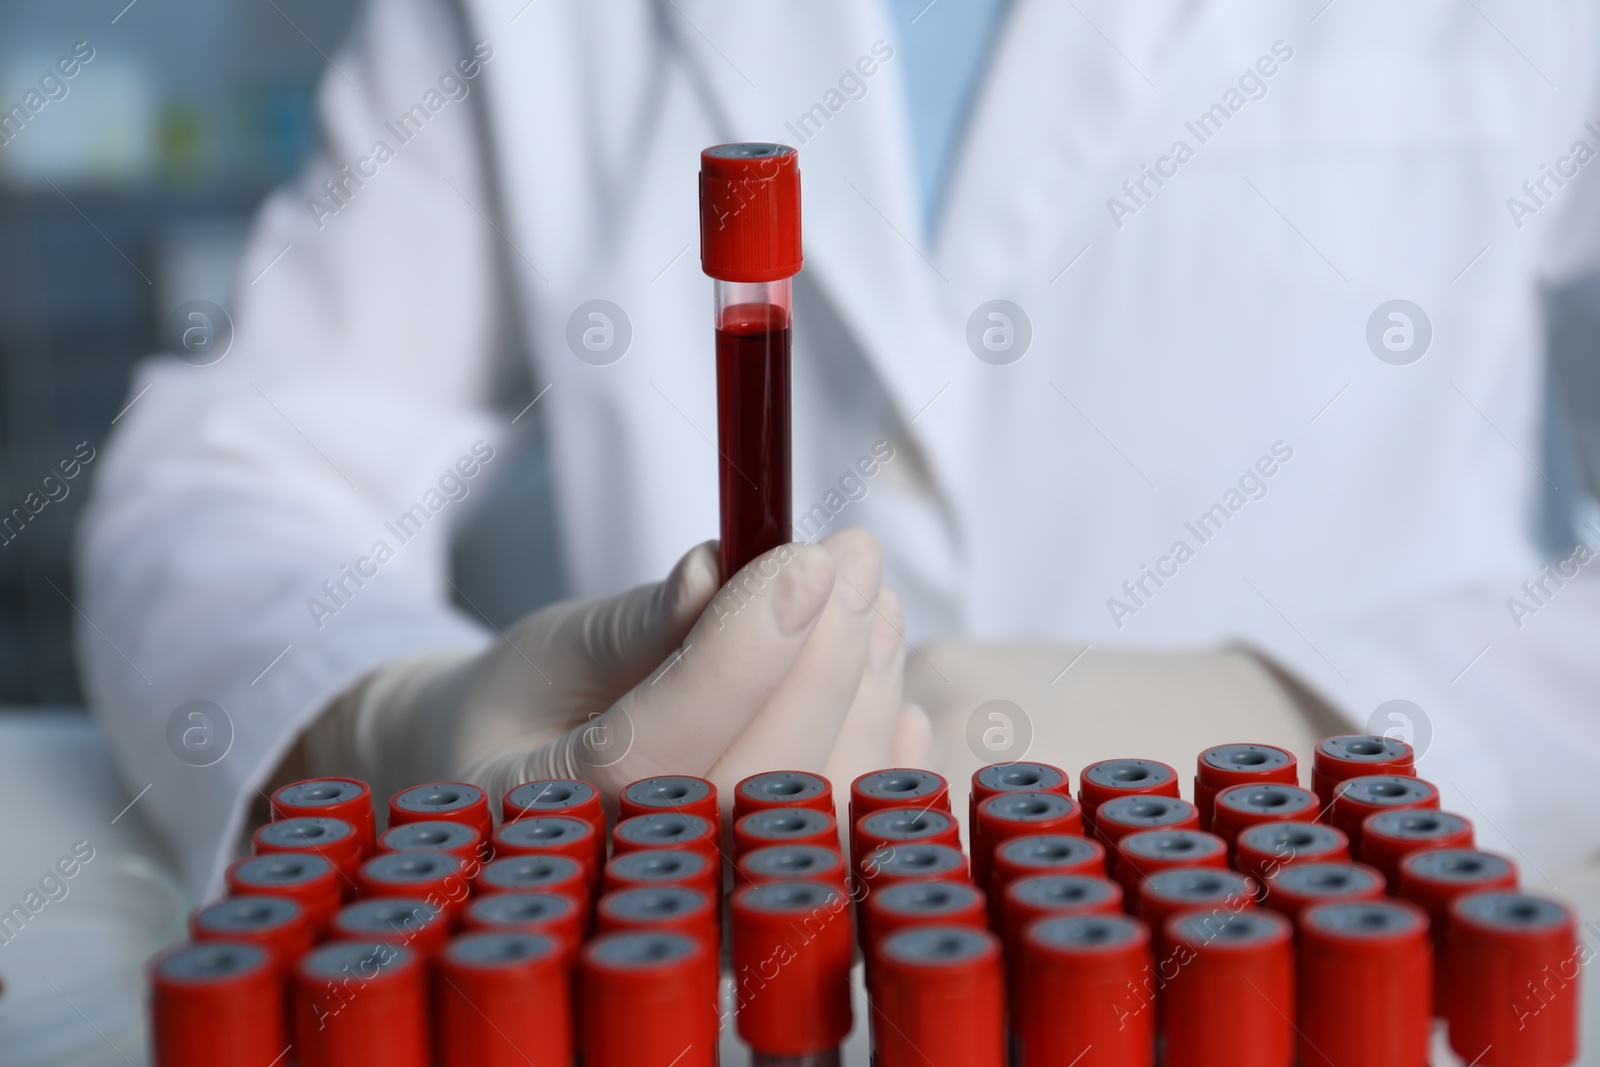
(254, 816), (364, 896)
(190, 895), (313, 976)
(579, 932), (719, 1067)
(1264, 862), (1385, 925)
(293, 941), (428, 1067)
(1297, 900), (1432, 1067)
(389, 782), (492, 841)
(873, 926), (1006, 1067)
(858, 843), (968, 891)
(1114, 829), (1228, 898)
(1329, 774), (1439, 853)
(734, 807), (840, 858)
(150, 942), (285, 1067)
(1360, 808), (1473, 887)
(1018, 914), (1154, 1067)
(596, 885), (718, 951)
(700, 143), (802, 283)
(850, 768), (950, 823)
(227, 853), (342, 937)
(1078, 759), (1179, 832)
(502, 778), (602, 827)
(1210, 783), (1321, 857)
(1159, 910), (1295, 1067)
(604, 847), (717, 899)
(1234, 821), (1350, 886)
(863, 879), (987, 956)
(272, 777), (376, 856)
(477, 854), (588, 908)
(1095, 795), (1198, 879)
(619, 775), (719, 824)
(1001, 874), (1123, 961)
(991, 834), (1108, 908)
(1311, 735), (1414, 817)
(492, 816), (598, 888)
(1194, 743), (1298, 833)
(1447, 892), (1579, 1067)
(971, 792), (1083, 893)
(354, 850), (471, 924)
(381, 819), (487, 865)
(437, 932), (571, 1067)
(461, 891), (583, 958)
(329, 897), (448, 961)
(738, 843), (850, 890)
(853, 806), (960, 874)
(733, 770), (834, 819)
(732, 881), (854, 1056)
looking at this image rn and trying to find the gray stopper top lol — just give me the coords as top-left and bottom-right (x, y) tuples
(1171, 910), (1289, 947)
(861, 808), (952, 840)
(741, 881), (840, 913)
(976, 763), (1066, 793)
(156, 943), (270, 983)
(1302, 901), (1424, 938)
(1120, 830), (1224, 862)
(1403, 849), (1513, 884)
(1217, 784), (1316, 817)
(864, 844), (965, 878)
(232, 853), (332, 887)
(588, 931), (698, 968)
(480, 854), (581, 890)
(1272, 863), (1381, 897)
(277, 779), (365, 807)
(393, 782), (483, 814)
(1455, 892), (1569, 932)
(740, 771), (829, 804)
(742, 808), (834, 841)
(447, 931), (558, 968)
(495, 817), (589, 849)
(1319, 735), (1410, 763)
(603, 886), (708, 921)
(1083, 759), (1174, 789)
(1237, 822), (1345, 857)
(194, 896), (302, 933)
(624, 776), (713, 810)
(1096, 795), (1194, 828)
(468, 892), (575, 927)
(614, 813), (710, 846)
(705, 143), (794, 160)
(506, 779), (596, 811)
(301, 940), (413, 979)
(981, 792), (1075, 823)
(336, 897), (439, 936)
(996, 835), (1101, 869)
(744, 845), (844, 880)
(856, 769), (942, 801)
(1029, 914), (1142, 951)
(877, 880), (981, 917)
(257, 817), (353, 849)
(1337, 776), (1435, 807)
(881, 926), (993, 966)
(383, 821), (478, 852)
(609, 849), (706, 882)
(1144, 868), (1252, 903)
(1009, 874), (1117, 909)
(1365, 809), (1470, 841)
(1202, 744), (1292, 773)
(362, 850), (459, 884)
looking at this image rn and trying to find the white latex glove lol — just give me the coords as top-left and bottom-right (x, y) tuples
(302, 530), (927, 818)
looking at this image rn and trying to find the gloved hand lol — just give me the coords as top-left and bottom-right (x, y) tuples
(301, 529), (929, 817)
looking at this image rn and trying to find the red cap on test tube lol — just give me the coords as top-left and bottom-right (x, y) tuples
(1113, 829), (1228, 899)
(190, 895), (313, 975)
(382, 819), (487, 866)
(389, 781), (493, 841)
(990, 834), (1108, 909)
(872, 926), (1006, 1067)
(329, 897), (449, 962)
(604, 847), (719, 899)
(492, 816), (599, 892)
(857, 843), (968, 892)
(579, 931), (719, 1067)
(1310, 735), (1414, 819)
(1137, 869), (1258, 961)
(1001, 874), (1124, 963)
(437, 932), (571, 1067)
(1209, 783), (1320, 858)
(596, 885), (719, 955)
(1397, 847), (1518, 1014)
(1359, 808), (1473, 887)
(477, 854), (588, 915)
(272, 777), (376, 856)
(619, 775), (720, 824)
(1077, 759), (1180, 835)
(733, 770), (834, 819)
(700, 143), (802, 283)
(1447, 891), (1579, 1067)
(503, 778), (605, 873)
(1234, 821), (1350, 886)
(1159, 910), (1295, 1067)
(355, 850), (471, 925)
(254, 816), (364, 896)
(1296, 900), (1432, 1067)
(1263, 862), (1385, 925)
(1094, 795), (1198, 877)
(738, 843), (850, 890)
(853, 806), (960, 876)
(732, 881), (854, 1061)
(293, 941), (429, 1067)
(461, 891), (583, 958)
(863, 879), (987, 958)
(850, 769), (950, 825)
(150, 942), (285, 1067)
(735, 806), (840, 859)
(1329, 774), (1439, 853)
(1193, 743), (1298, 834)
(227, 853), (342, 937)
(968, 763), (1071, 865)
(971, 791), (1083, 892)
(1018, 914), (1155, 1067)
(612, 812), (722, 884)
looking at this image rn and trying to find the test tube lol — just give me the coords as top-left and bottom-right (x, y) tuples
(856, 843), (967, 893)
(849, 769), (951, 825)
(150, 942), (286, 1067)
(461, 891), (583, 958)
(272, 777), (377, 856)
(1297, 900), (1432, 1067)
(579, 931), (719, 1067)
(612, 811), (723, 888)
(1136, 868), (1258, 961)
(990, 834), (1108, 909)
(293, 940), (428, 1067)
(968, 763), (1071, 861)
(1112, 829), (1228, 899)
(862, 879), (987, 959)
(1397, 847), (1519, 1014)
(1446, 891), (1579, 1067)
(732, 882), (854, 1066)
(1209, 783), (1320, 859)
(1077, 759), (1180, 835)
(492, 815), (600, 893)
(1000, 874), (1123, 966)
(389, 782), (493, 841)
(1358, 808), (1473, 887)
(1310, 735), (1415, 818)
(596, 885), (719, 955)
(437, 932), (571, 1067)
(503, 778), (605, 874)
(971, 791), (1084, 894)
(1092, 795), (1198, 879)
(227, 853), (342, 937)
(381, 819), (487, 865)
(190, 895), (314, 975)
(330, 897), (449, 961)
(852, 806), (961, 877)
(355, 850), (471, 925)
(253, 816), (364, 895)
(604, 847), (719, 899)
(1328, 774), (1439, 853)
(1262, 861), (1385, 925)
(735, 807), (840, 859)
(699, 142), (802, 578)
(1233, 821), (1350, 886)
(1017, 914), (1155, 1067)
(1192, 743), (1298, 834)
(734, 770), (835, 819)
(477, 854), (588, 908)
(619, 775), (720, 824)
(739, 843), (851, 890)
(871, 926), (1006, 1067)
(1159, 910), (1295, 1067)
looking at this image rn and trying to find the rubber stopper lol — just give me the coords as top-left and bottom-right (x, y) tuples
(1001, 874), (1124, 964)
(850, 768), (951, 827)
(190, 895), (313, 975)
(1094, 796), (1199, 879)
(1263, 862), (1385, 925)
(733, 770), (834, 819)
(227, 853), (342, 937)
(619, 775), (720, 825)
(477, 854), (588, 909)
(254, 816), (364, 898)
(272, 777), (376, 856)
(1397, 848), (1519, 1014)
(1193, 743), (1298, 834)
(389, 781), (492, 841)
(1329, 774), (1439, 853)
(1234, 821), (1350, 886)
(492, 816), (599, 893)
(872, 926), (1006, 1067)
(1446, 891), (1579, 1067)
(700, 143), (802, 283)
(991, 834), (1108, 912)
(330, 896), (448, 961)
(738, 843), (850, 890)
(612, 813), (721, 885)
(1137, 868), (1259, 963)
(863, 879), (987, 957)
(1297, 900), (1432, 1067)
(150, 942), (285, 1067)
(968, 762), (1071, 866)
(293, 940), (428, 1067)
(1159, 910), (1295, 1067)
(735, 806), (840, 859)
(732, 881), (854, 1056)
(579, 932), (718, 1067)
(971, 791), (1083, 894)
(853, 806), (961, 875)
(1113, 829), (1228, 900)
(1017, 914), (1154, 1067)
(1077, 759), (1180, 834)
(355, 850), (471, 925)
(596, 885), (719, 955)
(857, 843), (968, 892)
(1310, 735), (1414, 820)
(381, 819), (486, 865)
(461, 891), (583, 957)
(604, 847), (718, 900)
(1210, 783), (1321, 858)
(503, 778), (605, 873)
(437, 932), (571, 1067)
(1359, 808), (1473, 888)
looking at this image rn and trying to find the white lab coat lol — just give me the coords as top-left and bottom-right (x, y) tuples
(80, 0), (1600, 897)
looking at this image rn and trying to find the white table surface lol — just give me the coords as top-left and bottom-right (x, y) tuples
(0, 710), (1594, 1066)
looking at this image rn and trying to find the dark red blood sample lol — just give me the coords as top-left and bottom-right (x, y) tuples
(717, 303), (790, 578)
